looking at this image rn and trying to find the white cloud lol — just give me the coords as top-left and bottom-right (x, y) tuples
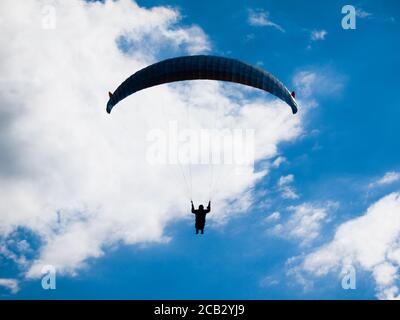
(369, 171), (400, 188)
(264, 211), (280, 223)
(356, 8), (372, 18)
(260, 275), (279, 287)
(272, 156), (286, 168)
(0, 243), (28, 267)
(247, 9), (285, 32)
(291, 68), (345, 111)
(277, 174), (299, 199)
(285, 203), (331, 244)
(0, 0), (303, 279)
(0, 278), (19, 294)
(292, 69), (345, 100)
(280, 187), (299, 200)
(297, 192), (400, 299)
(269, 202), (335, 246)
(310, 30), (327, 41)
(17, 240), (30, 252)
(278, 174), (294, 187)
(293, 71), (318, 98)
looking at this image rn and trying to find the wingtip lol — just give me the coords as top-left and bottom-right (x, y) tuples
(107, 91), (113, 114)
(290, 91), (298, 114)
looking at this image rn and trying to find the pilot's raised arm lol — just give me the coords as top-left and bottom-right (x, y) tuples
(205, 201), (211, 214)
(191, 200), (196, 214)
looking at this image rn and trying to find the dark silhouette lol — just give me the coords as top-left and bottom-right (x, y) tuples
(191, 200), (211, 235)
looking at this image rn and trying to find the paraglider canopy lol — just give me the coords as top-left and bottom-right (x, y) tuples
(106, 55), (298, 114)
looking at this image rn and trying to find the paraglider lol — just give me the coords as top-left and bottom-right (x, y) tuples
(106, 55), (298, 114)
(106, 55), (299, 235)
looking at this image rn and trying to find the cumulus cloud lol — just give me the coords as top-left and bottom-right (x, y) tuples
(270, 202), (334, 245)
(247, 9), (285, 32)
(0, 0), (302, 280)
(0, 278), (19, 294)
(297, 192), (400, 299)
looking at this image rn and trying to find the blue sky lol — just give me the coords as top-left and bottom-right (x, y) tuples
(0, 0), (400, 299)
